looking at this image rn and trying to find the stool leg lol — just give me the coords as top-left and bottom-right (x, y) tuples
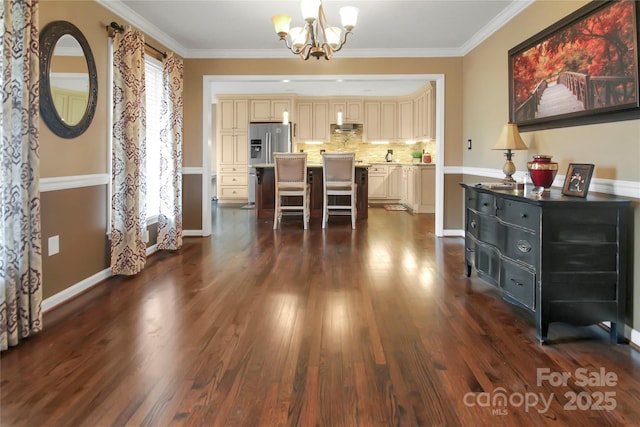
(303, 190), (308, 230)
(273, 193), (279, 230)
(322, 190), (327, 229)
(351, 189), (356, 229)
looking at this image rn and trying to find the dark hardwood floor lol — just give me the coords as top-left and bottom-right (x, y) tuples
(2, 204), (640, 426)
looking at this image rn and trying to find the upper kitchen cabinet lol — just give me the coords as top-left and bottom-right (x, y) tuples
(364, 100), (397, 141)
(219, 98), (248, 132)
(296, 99), (329, 142)
(397, 98), (414, 141)
(413, 83), (435, 141)
(250, 96), (293, 122)
(330, 98), (363, 124)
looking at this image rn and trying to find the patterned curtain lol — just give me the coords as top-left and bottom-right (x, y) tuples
(0, 0), (42, 350)
(157, 53), (183, 250)
(111, 27), (147, 275)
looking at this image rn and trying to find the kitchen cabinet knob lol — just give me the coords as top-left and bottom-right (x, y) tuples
(520, 213), (527, 218)
(470, 220), (477, 229)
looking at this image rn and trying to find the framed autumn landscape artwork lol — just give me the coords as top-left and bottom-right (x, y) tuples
(509, 0), (640, 131)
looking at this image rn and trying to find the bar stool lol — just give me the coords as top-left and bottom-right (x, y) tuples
(273, 153), (310, 230)
(322, 152), (357, 229)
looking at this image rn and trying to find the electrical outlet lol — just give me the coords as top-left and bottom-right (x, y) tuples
(467, 139), (472, 150)
(48, 235), (59, 256)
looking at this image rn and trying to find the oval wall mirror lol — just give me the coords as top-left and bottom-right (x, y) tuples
(40, 21), (98, 139)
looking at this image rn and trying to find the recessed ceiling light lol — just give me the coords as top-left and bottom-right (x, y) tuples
(282, 79), (290, 83)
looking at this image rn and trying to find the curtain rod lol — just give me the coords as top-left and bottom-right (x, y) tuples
(107, 22), (167, 58)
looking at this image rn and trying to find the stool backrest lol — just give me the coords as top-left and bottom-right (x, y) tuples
(322, 152), (355, 184)
(274, 153), (308, 186)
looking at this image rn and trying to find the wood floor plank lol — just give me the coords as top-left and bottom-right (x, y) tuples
(1, 205), (640, 426)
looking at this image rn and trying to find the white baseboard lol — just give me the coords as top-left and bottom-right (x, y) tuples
(182, 230), (203, 237)
(631, 328), (640, 348)
(43, 244), (157, 313)
(42, 268), (112, 312)
(443, 229), (465, 237)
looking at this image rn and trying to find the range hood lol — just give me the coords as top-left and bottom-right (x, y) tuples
(330, 123), (363, 135)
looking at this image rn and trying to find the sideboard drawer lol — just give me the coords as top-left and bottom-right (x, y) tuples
(466, 210), (480, 239)
(497, 198), (540, 231)
(476, 192), (495, 214)
(505, 227), (537, 268)
(501, 260), (536, 310)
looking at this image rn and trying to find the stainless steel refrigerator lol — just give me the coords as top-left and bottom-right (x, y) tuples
(248, 123), (292, 204)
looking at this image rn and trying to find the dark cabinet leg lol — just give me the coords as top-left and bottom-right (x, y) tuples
(537, 322), (548, 344)
(611, 322), (626, 344)
(465, 259), (472, 277)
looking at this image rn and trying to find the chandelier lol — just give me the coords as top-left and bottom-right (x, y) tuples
(272, 0), (359, 60)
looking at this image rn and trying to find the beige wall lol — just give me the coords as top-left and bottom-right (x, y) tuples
(462, 0), (640, 329)
(462, 0), (640, 181)
(39, 1), (174, 298)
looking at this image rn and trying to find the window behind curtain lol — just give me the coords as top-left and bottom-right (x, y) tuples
(145, 55), (162, 221)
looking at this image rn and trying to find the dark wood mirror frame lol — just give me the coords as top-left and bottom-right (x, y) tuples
(40, 20), (98, 139)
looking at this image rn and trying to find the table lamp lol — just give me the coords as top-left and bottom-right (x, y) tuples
(492, 122), (528, 183)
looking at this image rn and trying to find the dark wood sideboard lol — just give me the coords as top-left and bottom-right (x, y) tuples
(460, 183), (631, 344)
(255, 165), (368, 221)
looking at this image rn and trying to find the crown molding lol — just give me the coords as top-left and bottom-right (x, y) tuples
(184, 47), (463, 59)
(460, 0), (534, 55)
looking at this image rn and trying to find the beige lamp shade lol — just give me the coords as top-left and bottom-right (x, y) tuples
(272, 14), (292, 36)
(493, 123), (527, 151)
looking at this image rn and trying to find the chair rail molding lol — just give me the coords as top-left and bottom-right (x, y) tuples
(40, 173), (109, 192)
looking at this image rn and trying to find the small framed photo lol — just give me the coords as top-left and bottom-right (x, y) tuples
(562, 163), (594, 197)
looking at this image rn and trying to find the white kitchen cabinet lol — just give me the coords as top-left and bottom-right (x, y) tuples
(412, 83), (435, 141)
(364, 100), (397, 141)
(330, 98), (363, 123)
(219, 133), (247, 166)
(401, 165), (419, 210)
(416, 166), (435, 213)
(295, 100), (329, 142)
(388, 165), (403, 199)
(398, 99), (414, 141)
(250, 98), (292, 122)
(219, 98), (248, 132)
(368, 164), (388, 199)
(218, 96), (251, 201)
(217, 131), (248, 201)
(367, 164), (404, 202)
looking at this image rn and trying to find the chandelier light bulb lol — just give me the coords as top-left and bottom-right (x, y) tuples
(325, 26), (342, 48)
(339, 6), (359, 30)
(272, 14), (292, 37)
(289, 27), (307, 49)
(301, 0), (321, 22)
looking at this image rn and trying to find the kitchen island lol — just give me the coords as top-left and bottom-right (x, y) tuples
(253, 164), (369, 221)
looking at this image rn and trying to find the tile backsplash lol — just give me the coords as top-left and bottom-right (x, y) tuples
(296, 140), (436, 164)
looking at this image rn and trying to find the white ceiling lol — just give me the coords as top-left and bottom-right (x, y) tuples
(97, 0), (533, 97)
